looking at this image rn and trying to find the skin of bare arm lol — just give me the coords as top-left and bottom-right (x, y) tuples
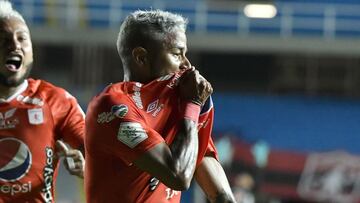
(134, 118), (199, 190)
(195, 156), (237, 203)
(134, 69), (213, 191)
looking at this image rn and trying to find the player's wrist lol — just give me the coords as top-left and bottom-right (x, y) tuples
(190, 98), (202, 106)
(182, 101), (201, 123)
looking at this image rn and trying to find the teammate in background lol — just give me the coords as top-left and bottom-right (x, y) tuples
(0, 1), (85, 202)
(85, 10), (236, 203)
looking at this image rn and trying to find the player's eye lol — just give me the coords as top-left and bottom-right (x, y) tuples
(17, 35), (27, 42)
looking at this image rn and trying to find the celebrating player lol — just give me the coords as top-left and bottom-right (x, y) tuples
(85, 9), (236, 203)
(0, 1), (85, 202)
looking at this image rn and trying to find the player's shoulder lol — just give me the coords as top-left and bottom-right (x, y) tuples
(90, 82), (131, 107)
(28, 78), (75, 101)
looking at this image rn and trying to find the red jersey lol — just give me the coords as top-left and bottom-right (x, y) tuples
(85, 71), (218, 203)
(0, 79), (85, 203)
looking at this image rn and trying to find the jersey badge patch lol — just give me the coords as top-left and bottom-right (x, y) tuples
(28, 108), (44, 125)
(117, 122), (147, 148)
(111, 104), (128, 118)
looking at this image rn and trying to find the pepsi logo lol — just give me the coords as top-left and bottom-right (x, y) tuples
(0, 138), (32, 182)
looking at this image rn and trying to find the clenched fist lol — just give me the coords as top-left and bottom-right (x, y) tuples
(179, 67), (213, 106)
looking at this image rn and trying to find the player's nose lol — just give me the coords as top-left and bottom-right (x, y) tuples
(7, 37), (21, 52)
(180, 56), (191, 70)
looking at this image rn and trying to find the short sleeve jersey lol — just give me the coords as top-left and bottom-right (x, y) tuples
(0, 79), (85, 203)
(85, 71), (218, 203)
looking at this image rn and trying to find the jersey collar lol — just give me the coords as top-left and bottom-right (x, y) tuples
(0, 80), (28, 103)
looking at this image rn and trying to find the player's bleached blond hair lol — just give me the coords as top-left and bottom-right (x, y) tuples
(117, 9), (188, 65)
(0, 0), (25, 23)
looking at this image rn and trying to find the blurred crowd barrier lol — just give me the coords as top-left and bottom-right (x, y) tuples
(218, 136), (360, 203)
(11, 0), (360, 39)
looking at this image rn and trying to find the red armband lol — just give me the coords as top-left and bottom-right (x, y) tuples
(183, 102), (201, 123)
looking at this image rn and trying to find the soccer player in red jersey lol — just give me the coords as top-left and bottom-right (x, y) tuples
(0, 1), (85, 202)
(85, 10), (235, 203)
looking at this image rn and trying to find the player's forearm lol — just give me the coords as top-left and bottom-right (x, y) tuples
(211, 192), (236, 203)
(133, 102), (201, 190)
(195, 157), (236, 203)
(169, 118), (199, 189)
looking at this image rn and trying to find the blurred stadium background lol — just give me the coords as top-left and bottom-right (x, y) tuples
(12, 0), (360, 202)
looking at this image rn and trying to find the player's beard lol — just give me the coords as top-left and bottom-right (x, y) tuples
(0, 63), (33, 87)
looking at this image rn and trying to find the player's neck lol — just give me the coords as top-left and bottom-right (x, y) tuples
(0, 80), (27, 101)
(124, 74), (150, 84)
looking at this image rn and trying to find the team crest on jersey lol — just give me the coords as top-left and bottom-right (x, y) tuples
(111, 104), (128, 118)
(28, 108), (44, 125)
(0, 108), (19, 129)
(117, 122), (148, 148)
(0, 138), (32, 182)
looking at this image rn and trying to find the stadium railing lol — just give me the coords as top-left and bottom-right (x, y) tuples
(11, 0), (360, 39)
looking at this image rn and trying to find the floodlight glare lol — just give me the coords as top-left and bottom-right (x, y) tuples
(244, 4), (277, 19)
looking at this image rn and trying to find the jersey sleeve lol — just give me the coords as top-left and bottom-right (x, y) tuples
(86, 93), (164, 165)
(205, 136), (219, 160)
(197, 96), (219, 165)
(48, 88), (85, 149)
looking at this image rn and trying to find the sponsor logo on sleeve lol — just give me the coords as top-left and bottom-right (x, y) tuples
(97, 112), (115, 124)
(117, 122), (147, 148)
(97, 104), (129, 124)
(111, 104), (128, 118)
(27, 108), (44, 125)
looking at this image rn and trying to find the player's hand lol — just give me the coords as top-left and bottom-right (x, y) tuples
(55, 140), (85, 179)
(179, 67), (213, 106)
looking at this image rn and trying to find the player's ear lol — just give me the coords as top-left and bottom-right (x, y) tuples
(132, 47), (148, 66)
